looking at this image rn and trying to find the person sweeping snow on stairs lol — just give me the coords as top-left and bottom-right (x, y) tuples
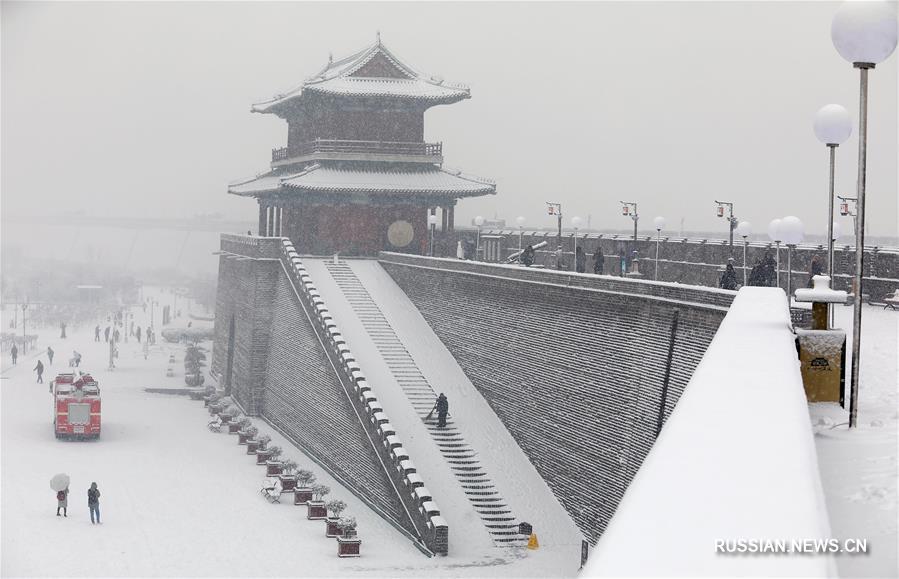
(427, 393), (450, 428)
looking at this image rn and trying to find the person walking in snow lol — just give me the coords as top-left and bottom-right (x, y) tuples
(34, 360), (44, 383)
(87, 482), (101, 524)
(435, 393), (449, 428)
(10, 344), (17, 365)
(94, 325), (101, 342)
(575, 246), (586, 273)
(136, 326), (142, 343)
(72, 351), (82, 368)
(60, 322), (66, 339)
(719, 262), (738, 290)
(593, 247), (604, 275)
(47, 346), (54, 365)
(104, 326), (110, 343)
(56, 485), (69, 517)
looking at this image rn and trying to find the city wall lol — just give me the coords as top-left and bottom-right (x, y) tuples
(379, 252), (728, 543)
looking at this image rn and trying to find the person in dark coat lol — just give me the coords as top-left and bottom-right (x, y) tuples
(136, 326), (142, 343)
(720, 262), (738, 290)
(575, 246), (586, 273)
(94, 325), (101, 342)
(104, 326), (110, 343)
(87, 482), (101, 524)
(747, 259), (763, 286)
(762, 252), (778, 287)
(34, 360), (44, 383)
(435, 393), (449, 428)
(520, 245), (535, 267)
(56, 486), (69, 517)
(47, 346), (54, 365)
(808, 255), (824, 287)
(60, 322), (66, 339)
(593, 248), (604, 275)
(10, 344), (17, 365)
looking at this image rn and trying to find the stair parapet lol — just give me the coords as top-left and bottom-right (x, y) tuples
(276, 240), (448, 556)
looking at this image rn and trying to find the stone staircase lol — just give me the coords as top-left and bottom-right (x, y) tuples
(324, 260), (524, 546)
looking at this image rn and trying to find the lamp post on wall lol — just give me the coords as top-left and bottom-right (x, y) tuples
(736, 221), (752, 286)
(715, 200), (739, 256)
(779, 216), (805, 303)
(652, 216), (665, 281)
(428, 213), (438, 257)
(768, 218), (783, 288)
(474, 215), (484, 261)
(832, 0), (897, 428)
(516, 216), (525, 255)
(620, 201), (638, 271)
(571, 216), (582, 258)
(813, 104), (853, 280)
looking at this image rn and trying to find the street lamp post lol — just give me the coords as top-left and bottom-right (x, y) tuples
(428, 213), (438, 257)
(516, 216), (525, 255)
(653, 216), (665, 281)
(21, 303), (27, 354)
(474, 215), (484, 261)
(837, 195), (858, 240)
(831, 220), (843, 327)
(715, 200), (738, 256)
(620, 201), (638, 271)
(768, 219), (782, 288)
(736, 221), (752, 286)
(832, 0), (897, 428)
(814, 104), (853, 280)
(780, 216), (805, 303)
(571, 216), (582, 264)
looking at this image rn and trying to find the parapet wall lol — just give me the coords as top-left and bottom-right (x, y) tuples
(588, 288), (833, 576)
(438, 229), (899, 300)
(379, 252), (728, 543)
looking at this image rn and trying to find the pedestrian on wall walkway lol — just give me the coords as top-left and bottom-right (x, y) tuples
(47, 346), (54, 365)
(435, 393), (450, 428)
(10, 344), (17, 365)
(34, 360), (44, 383)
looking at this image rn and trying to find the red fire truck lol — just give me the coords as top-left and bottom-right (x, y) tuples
(52, 372), (101, 439)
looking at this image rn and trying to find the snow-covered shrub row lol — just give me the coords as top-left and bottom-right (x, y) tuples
(277, 240), (448, 555)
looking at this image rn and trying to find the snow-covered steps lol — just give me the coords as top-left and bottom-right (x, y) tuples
(321, 259), (526, 548)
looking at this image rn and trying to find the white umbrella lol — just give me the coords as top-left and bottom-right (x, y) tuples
(50, 473), (70, 492)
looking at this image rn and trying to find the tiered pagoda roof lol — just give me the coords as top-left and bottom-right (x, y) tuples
(229, 165), (495, 199)
(252, 39), (471, 115)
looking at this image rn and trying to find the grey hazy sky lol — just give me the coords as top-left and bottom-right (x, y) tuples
(2, 1), (897, 237)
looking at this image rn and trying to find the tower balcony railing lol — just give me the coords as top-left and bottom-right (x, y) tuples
(271, 139), (442, 165)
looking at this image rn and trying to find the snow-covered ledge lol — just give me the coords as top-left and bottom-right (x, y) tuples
(586, 287), (835, 577)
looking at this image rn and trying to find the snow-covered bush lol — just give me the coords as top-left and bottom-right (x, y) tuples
(223, 405), (239, 417)
(266, 445), (283, 460)
(296, 469), (316, 487)
(326, 499), (347, 519)
(311, 484), (330, 501)
(237, 417), (252, 430)
(257, 434), (271, 449)
(244, 425), (259, 438)
(280, 459), (298, 475)
(337, 516), (357, 536)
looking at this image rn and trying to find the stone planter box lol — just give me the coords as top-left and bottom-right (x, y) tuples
(278, 475), (297, 492)
(337, 536), (361, 558)
(246, 440), (261, 455)
(294, 487), (313, 505)
(227, 422), (241, 434)
(256, 450), (273, 465)
(265, 461), (283, 476)
(209, 405), (225, 416)
(326, 518), (344, 538)
(188, 390), (204, 400)
(219, 414), (234, 424)
(307, 501), (327, 520)
(237, 431), (252, 444)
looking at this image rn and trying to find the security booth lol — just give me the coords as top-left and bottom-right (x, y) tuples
(794, 275), (847, 404)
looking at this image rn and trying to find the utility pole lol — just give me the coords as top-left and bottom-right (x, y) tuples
(715, 200), (738, 256)
(546, 202), (563, 250)
(620, 201), (639, 271)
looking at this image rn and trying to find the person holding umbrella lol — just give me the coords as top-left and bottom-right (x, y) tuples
(51, 473), (70, 517)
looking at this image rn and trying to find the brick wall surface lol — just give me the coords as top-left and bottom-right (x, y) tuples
(380, 255), (725, 544)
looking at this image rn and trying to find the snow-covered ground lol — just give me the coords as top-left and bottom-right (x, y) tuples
(0, 287), (579, 577)
(810, 304), (898, 578)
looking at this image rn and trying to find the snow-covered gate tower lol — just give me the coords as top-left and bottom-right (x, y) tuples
(229, 37), (495, 255)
